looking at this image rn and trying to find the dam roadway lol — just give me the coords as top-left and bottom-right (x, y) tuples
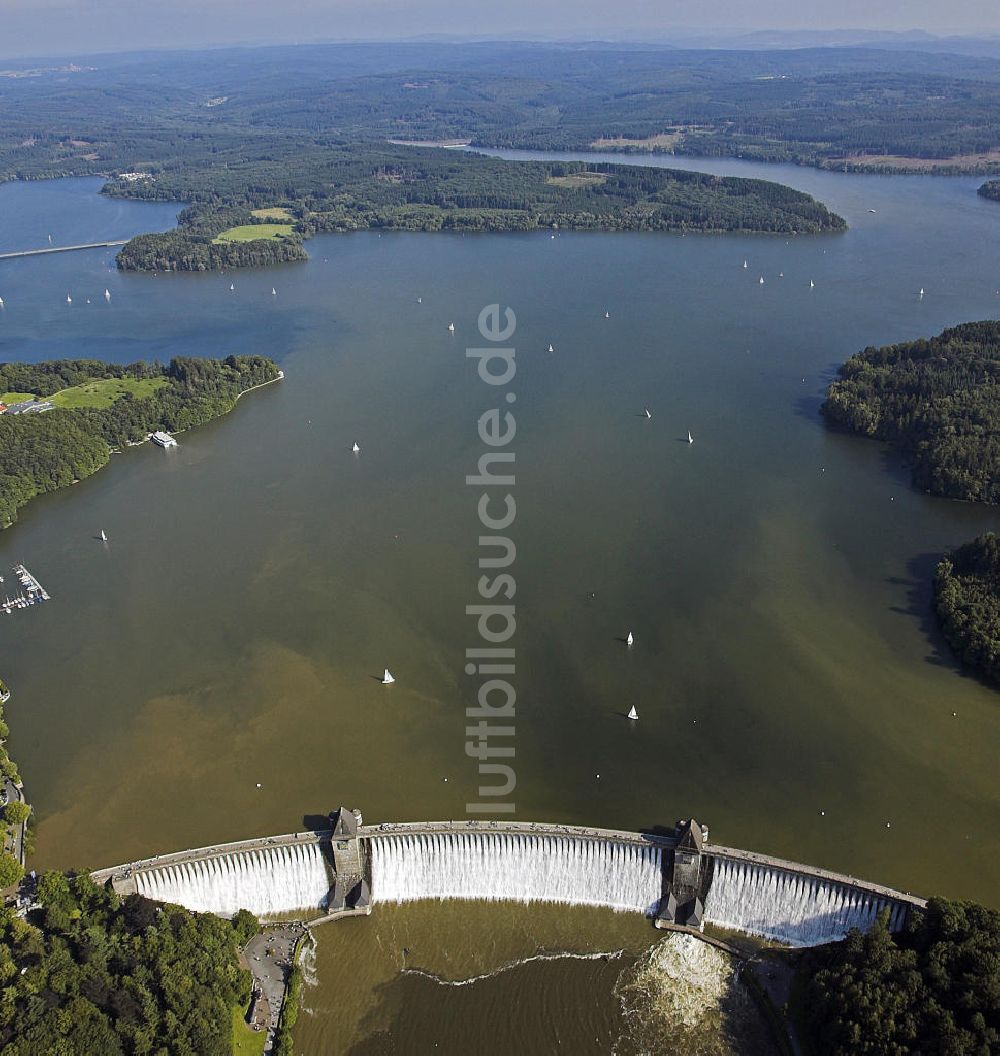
(0, 239), (128, 260)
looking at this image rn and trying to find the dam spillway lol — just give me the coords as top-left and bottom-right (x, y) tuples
(370, 831), (663, 915)
(133, 841), (332, 917)
(93, 814), (925, 947)
(703, 854), (909, 947)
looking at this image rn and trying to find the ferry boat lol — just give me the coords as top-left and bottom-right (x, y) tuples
(151, 431), (178, 448)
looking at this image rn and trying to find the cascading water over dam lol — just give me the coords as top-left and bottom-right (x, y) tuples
(703, 855), (909, 947)
(371, 831), (664, 915)
(135, 842), (332, 917)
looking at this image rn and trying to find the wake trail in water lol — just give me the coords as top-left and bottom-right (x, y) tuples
(401, 947), (627, 987)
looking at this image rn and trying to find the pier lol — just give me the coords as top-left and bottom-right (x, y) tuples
(0, 240), (128, 261)
(2, 565), (50, 615)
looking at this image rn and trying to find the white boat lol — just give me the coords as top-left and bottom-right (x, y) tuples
(151, 431), (177, 448)
(810, 279), (815, 288)
(604, 311), (610, 319)
(351, 441), (360, 453)
(229, 283), (235, 291)
(548, 344), (554, 353)
(66, 295), (72, 304)
(919, 288), (925, 299)
(626, 631), (634, 646)
(417, 297), (422, 303)
(743, 259), (748, 268)
(271, 288), (277, 296)
(104, 289), (111, 302)
(382, 668), (395, 684)
(447, 322), (455, 332)
(100, 529), (108, 543)
(687, 430), (694, 444)
(627, 705), (638, 721)
(759, 276), (764, 285)
(643, 408), (651, 419)
(868, 208), (877, 213)
(0, 297), (4, 309)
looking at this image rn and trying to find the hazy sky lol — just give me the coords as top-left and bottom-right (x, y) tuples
(2, 0), (999, 60)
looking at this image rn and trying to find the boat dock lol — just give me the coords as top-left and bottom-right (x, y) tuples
(2, 564), (51, 615)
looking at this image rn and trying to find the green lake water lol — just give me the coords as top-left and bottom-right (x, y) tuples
(1, 158), (998, 1051)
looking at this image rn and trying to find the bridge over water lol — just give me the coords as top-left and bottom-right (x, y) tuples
(91, 813), (926, 948)
(0, 240), (128, 260)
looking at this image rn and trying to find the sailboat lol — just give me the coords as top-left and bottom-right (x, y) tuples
(919, 288), (924, 299)
(604, 310), (610, 319)
(0, 297), (4, 309)
(448, 322), (455, 332)
(627, 705), (638, 721)
(100, 529), (108, 543)
(643, 408), (651, 420)
(687, 430), (694, 444)
(351, 441), (360, 453)
(104, 289), (111, 302)
(626, 631), (634, 646)
(271, 287), (277, 296)
(229, 283), (235, 292)
(743, 259), (748, 269)
(417, 297), (422, 303)
(382, 668), (395, 684)
(759, 276), (765, 285)
(548, 344), (554, 353)
(66, 295), (72, 305)
(810, 279), (815, 288)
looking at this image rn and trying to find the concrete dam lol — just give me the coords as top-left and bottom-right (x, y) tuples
(91, 811), (924, 948)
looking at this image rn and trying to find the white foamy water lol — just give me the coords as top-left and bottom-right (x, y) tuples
(134, 842), (332, 917)
(371, 832), (663, 914)
(704, 856), (908, 947)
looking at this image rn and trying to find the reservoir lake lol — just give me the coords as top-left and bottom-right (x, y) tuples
(1, 155), (999, 1051)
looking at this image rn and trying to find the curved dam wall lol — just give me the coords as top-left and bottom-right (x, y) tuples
(92, 819), (924, 948)
(370, 830), (663, 915)
(134, 841), (332, 918)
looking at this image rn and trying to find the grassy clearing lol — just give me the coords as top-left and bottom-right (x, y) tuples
(546, 172), (608, 188)
(213, 223), (296, 243)
(47, 377), (168, 409)
(251, 207), (294, 221)
(0, 393), (35, 406)
(232, 1005), (267, 1056)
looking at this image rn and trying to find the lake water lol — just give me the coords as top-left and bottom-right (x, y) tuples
(1, 161), (999, 1052)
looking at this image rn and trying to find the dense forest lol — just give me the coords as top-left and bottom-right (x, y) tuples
(979, 180), (1000, 202)
(110, 151), (846, 269)
(0, 872), (258, 1054)
(0, 355), (280, 526)
(4, 43), (1000, 178)
(935, 533), (1000, 685)
(797, 897), (1000, 1054)
(821, 321), (1000, 503)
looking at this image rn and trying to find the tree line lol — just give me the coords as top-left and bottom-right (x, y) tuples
(796, 897), (1000, 1054)
(0, 872), (259, 1054)
(0, 355), (281, 527)
(935, 533), (1000, 686)
(822, 320), (1000, 504)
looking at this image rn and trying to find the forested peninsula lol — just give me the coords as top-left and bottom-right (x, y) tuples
(935, 533), (1000, 686)
(0, 355), (281, 527)
(821, 321), (1000, 504)
(111, 152), (846, 272)
(978, 180), (1000, 203)
(0, 873), (260, 1055)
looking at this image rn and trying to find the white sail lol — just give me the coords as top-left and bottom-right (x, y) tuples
(448, 322), (455, 332)
(271, 287), (277, 296)
(643, 408), (651, 419)
(0, 297), (4, 309)
(382, 669), (395, 684)
(351, 442), (360, 453)
(743, 259), (748, 268)
(104, 289), (111, 301)
(809, 280), (815, 288)
(230, 283), (235, 291)
(626, 631), (634, 646)
(919, 288), (924, 299)
(687, 430), (694, 444)
(100, 530), (108, 542)
(604, 311), (610, 318)
(66, 295), (72, 304)
(759, 276), (765, 285)
(548, 344), (554, 352)
(627, 705), (638, 721)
